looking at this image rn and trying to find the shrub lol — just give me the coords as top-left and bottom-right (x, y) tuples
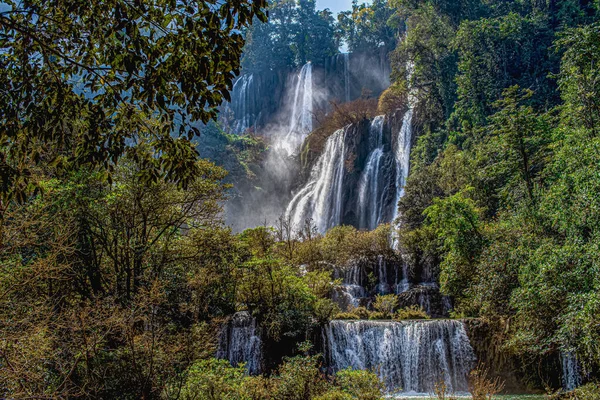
(314, 298), (341, 324)
(353, 306), (370, 319)
(240, 376), (274, 400)
(550, 382), (600, 400)
(335, 368), (384, 400)
(468, 364), (504, 400)
(368, 311), (387, 320)
(335, 312), (360, 320)
(432, 380), (458, 400)
(394, 305), (430, 321)
(179, 358), (248, 400)
(334, 306), (371, 320)
(378, 85), (406, 115)
(313, 390), (353, 400)
(271, 345), (328, 400)
(373, 294), (398, 318)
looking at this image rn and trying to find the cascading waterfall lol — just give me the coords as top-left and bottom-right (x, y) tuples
(396, 262), (411, 294)
(391, 61), (416, 250)
(357, 116), (386, 230)
(391, 107), (414, 227)
(285, 113), (412, 234)
(217, 311), (262, 374)
(230, 74), (255, 134)
(333, 264), (367, 310)
(324, 320), (475, 394)
(285, 127), (347, 233)
(561, 352), (582, 391)
(281, 62), (313, 154)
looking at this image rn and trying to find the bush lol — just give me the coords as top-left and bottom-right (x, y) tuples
(335, 306), (371, 320)
(373, 294), (398, 318)
(271, 347), (328, 400)
(378, 85), (406, 114)
(368, 311), (387, 320)
(468, 364), (504, 400)
(394, 305), (430, 321)
(335, 312), (360, 320)
(179, 358), (248, 400)
(550, 382), (600, 400)
(335, 368), (384, 400)
(314, 298), (341, 324)
(353, 306), (370, 319)
(432, 380), (459, 400)
(313, 390), (353, 400)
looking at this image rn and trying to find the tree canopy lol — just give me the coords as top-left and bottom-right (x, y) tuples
(0, 0), (268, 203)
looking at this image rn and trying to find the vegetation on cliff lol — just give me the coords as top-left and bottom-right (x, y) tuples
(391, 0), (600, 382)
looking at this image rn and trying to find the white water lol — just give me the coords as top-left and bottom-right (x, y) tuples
(230, 74), (255, 134)
(285, 108), (413, 234)
(281, 62), (313, 154)
(325, 320), (475, 394)
(217, 311), (262, 374)
(357, 115), (386, 230)
(391, 107), (414, 227)
(285, 127), (347, 233)
(561, 351), (582, 391)
(333, 264), (367, 310)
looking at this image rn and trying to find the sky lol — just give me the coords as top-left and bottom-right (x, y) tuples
(317, 0), (355, 15)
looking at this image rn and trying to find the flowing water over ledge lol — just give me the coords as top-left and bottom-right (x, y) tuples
(324, 319), (476, 395)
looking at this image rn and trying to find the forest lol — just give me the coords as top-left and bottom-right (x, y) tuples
(1, 0), (600, 399)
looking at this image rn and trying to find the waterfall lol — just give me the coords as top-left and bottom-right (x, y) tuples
(285, 127), (347, 233)
(357, 116), (386, 230)
(324, 320), (475, 394)
(217, 311), (262, 374)
(391, 108), (414, 226)
(281, 62), (313, 154)
(230, 74), (255, 134)
(561, 352), (582, 391)
(396, 262), (411, 294)
(333, 264), (367, 310)
(376, 255), (392, 294)
(344, 53), (350, 102)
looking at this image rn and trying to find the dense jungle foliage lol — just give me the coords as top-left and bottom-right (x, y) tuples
(392, 0), (600, 382)
(2, 0), (600, 398)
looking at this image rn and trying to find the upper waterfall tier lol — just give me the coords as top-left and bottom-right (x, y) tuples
(324, 319), (475, 394)
(222, 51), (390, 138)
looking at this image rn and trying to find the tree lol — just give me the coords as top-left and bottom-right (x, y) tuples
(242, 0), (339, 72)
(0, 0), (268, 204)
(556, 23), (600, 137)
(338, 0), (398, 53)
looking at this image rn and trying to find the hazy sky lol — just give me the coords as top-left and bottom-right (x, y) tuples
(317, 0), (355, 15)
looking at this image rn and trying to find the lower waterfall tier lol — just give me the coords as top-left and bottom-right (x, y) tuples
(324, 319), (475, 394)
